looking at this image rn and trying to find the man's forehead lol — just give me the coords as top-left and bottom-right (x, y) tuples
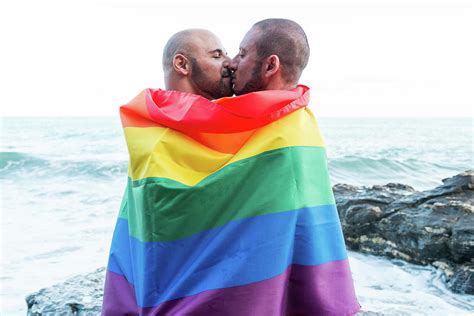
(240, 28), (260, 50)
(193, 33), (225, 52)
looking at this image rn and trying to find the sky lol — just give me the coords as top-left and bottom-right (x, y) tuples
(0, 0), (473, 117)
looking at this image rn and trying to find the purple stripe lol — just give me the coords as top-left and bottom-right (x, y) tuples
(102, 259), (361, 316)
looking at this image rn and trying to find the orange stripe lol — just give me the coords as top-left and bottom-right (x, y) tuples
(120, 90), (159, 128)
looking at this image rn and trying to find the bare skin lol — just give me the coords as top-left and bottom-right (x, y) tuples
(163, 29), (233, 100)
(229, 19), (310, 95)
(230, 28), (293, 95)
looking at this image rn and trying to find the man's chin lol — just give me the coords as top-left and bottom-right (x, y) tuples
(224, 88), (235, 97)
(232, 86), (245, 96)
(231, 81), (252, 96)
(218, 80), (234, 97)
(211, 87), (233, 99)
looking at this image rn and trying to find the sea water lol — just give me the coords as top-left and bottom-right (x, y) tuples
(1, 117), (473, 315)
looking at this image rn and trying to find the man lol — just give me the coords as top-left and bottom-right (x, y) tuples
(162, 29), (233, 99)
(230, 18), (309, 95)
(226, 18), (361, 314)
(101, 29), (236, 315)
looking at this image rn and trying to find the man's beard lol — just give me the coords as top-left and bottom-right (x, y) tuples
(233, 60), (265, 96)
(191, 60), (233, 99)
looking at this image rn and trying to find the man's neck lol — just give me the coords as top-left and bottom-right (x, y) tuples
(264, 77), (297, 91)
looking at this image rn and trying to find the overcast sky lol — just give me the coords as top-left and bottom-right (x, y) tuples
(1, 0), (473, 117)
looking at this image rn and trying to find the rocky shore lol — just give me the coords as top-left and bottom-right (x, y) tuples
(26, 268), (105, 315)
(26, 171), (473, 315)
(334, 170), (473, 295)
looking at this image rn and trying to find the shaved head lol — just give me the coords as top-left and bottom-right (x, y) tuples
(252, 19), (310, 84)
(162, 29), (214, 74)
(230, 19), (310, 95)
(162, 29), (233, 99)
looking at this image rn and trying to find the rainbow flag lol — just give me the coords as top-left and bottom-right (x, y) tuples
(102, 86), (361, 315)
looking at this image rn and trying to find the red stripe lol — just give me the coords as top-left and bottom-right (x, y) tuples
(120, 85), (309, 132)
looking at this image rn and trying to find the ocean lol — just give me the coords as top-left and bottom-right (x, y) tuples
(1, 117), (473, 315)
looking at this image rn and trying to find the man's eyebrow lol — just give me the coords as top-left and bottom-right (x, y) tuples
(208, 49), (226, 55)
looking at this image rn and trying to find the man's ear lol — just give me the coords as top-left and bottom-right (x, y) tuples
(173, 54), (190, 76)
(264, 55), (280, 78)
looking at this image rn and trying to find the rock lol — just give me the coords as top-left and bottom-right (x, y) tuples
(449, 263), (474, 294)
(449, 214), (474, 262)
(335, 170), (474, 294)
(26, 267), (105, 315)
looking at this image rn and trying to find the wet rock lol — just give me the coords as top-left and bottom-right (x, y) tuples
(335, 170), (474, 294)
(26, 267), (105, 315)
(449, 264), (474, 294)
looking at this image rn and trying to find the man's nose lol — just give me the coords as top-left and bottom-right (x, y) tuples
(222, 55), (231, 68)
(229, 57), (238, 71)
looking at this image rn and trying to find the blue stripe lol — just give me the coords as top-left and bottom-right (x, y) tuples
(107, 204), (348, 308)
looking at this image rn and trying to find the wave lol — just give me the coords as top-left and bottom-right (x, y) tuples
(327, 155), (467, 191)
(1, 151), (468, 190)
(330, 155), (432, 173)
(0, 152), (49, 170)
(0, 152), (127, 179)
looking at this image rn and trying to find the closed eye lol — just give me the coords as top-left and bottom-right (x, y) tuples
(210, 49), (225, 59)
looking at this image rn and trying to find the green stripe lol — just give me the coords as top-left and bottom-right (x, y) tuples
(119, 146), (335, 242)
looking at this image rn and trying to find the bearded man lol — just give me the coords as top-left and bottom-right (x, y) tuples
(102, 29), (234, 314)
(162, 29), (233, 99)
(228, 19), (361, 315)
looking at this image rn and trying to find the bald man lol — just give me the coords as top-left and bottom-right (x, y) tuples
(162, 29), (233, 99)
(102, 29), (233, 315)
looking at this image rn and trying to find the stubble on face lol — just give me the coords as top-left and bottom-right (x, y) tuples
(232, 29), (267, 96)
(233, 59), (264, 96)
(190, 58), (233, 99)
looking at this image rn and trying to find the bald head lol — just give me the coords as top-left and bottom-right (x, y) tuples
(252, 19), (310, 84)
(162, 29), (233, 99)
(162, 29), (214, 75)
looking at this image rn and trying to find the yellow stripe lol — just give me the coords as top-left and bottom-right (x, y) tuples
(124, 107), (324, 186)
